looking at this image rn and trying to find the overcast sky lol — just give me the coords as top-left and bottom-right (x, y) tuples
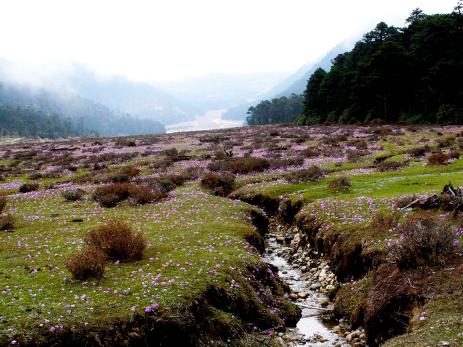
(0, 0), (457, 83)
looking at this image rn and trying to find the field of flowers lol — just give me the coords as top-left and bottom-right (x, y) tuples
(1, 124), (463, 346)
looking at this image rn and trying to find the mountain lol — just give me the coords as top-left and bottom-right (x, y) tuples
(68, 66), (198, 125)
(0, 80), (165, 137)
(222, 42), (351, 121)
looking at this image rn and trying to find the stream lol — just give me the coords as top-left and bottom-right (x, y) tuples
(264, 225), (355, 347)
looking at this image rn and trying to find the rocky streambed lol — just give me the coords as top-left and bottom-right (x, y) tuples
(264, 220), (367, 347)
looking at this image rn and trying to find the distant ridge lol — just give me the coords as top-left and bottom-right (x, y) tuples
(222, 42), (351, 121)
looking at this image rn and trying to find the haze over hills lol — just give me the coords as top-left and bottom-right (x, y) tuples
(0, 61), (166, 137)
(222, 42), (352, 121)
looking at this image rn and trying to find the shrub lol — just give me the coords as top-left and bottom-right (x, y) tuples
(108, 166), (140, 183)
(388, 214), (460, 270)
(19, 183), (39, 193)
(130, 185), (165, 205)
(208, 157), (271, 174)
(376, 160), (405, 172)
(93, 183), (164, 207)
(214, 151), (227, 160)
(270, 157), (304, 169)
(285, 165), (323, 183)
(93, 183), (131, 207)
(426, 152), (448, 166)
(0, 214), (14, 231)
(370, 210), (401, 232)
(328, 176), (351, 193)
(0, 196), (7, 214)
(65, 247), (107, 281)
(408, 145), (429, 158)
(200, 172), (235, 196)
(447, 150), (460, 160)
(302, 147), (320, 158)
(61, 189), (84, 202)
(85, 221), (147, 262)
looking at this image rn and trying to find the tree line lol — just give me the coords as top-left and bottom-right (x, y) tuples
(246, 94), (303, 125)
(247, 4), (463, 125)
(0, 106), (91, 138)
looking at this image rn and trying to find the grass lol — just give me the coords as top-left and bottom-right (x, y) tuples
(0, 185), (263, 343)
(2, 124), (463, 345)
(237, 159), (463, 202)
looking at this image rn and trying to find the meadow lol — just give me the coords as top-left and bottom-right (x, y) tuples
(1, 124), (462, 346)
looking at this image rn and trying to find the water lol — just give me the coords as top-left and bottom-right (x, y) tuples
(165, 109), (244, 133)
(265, 235), (347, 346)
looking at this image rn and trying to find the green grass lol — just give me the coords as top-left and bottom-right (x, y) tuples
(0, 185), (261, 342)
(238, 159), (463, 202)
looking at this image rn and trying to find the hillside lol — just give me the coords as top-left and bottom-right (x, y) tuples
(0, 81), (165, 137)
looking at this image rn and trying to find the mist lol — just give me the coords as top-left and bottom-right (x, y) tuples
(0, 0), (458, 132)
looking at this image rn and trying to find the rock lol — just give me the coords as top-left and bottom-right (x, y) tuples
(297, 292), (309, 299)
(346, 331), (359, 342)
(276, 236), (285, 243)
(290, 293), (298, 300)
(310, 282), (321, 290)
(438, 342), (450, 346)
(326, 284), (336, 291)
(314, 333), (327, 342)
(320, 297), (330, 307)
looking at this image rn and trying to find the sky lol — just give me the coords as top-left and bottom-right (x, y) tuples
(0, 0), (458, 83)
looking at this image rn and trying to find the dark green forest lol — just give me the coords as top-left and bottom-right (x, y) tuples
(0, 106), (89, 138)
(248, 5), (463, 125)
(246, 94), (303, 125)
(0, 82), (165, 138)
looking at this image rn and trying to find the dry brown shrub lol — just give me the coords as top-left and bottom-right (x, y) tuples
(426, 152), (448, 166)
(388, 213), (459, 270)
(85, 221), (147, 262)
(200, 172), (235, 196)
(19, 183), (39, 193)
(370, 210), (401, 231)
(328, 176), (351, 192)
(65, 247), (107, 281)
(0, 196), (7, 214)
(0, 214), (14, 231)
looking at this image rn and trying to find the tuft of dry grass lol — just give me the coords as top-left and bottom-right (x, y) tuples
(84, 221), (147, 262)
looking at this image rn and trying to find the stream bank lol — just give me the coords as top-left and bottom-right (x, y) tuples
(263, 219), (367, 346)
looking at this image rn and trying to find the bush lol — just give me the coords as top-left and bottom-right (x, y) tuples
(85, 221), (147, 262)
(208, 157), (271, 174)
(370, 210), (401, 232)
(61, 189), (84, 202)
(93, 183), (165, 207)
(130, 185), (165, 205)
(19, 183), (39, 193)
(328, 176), (351, 192)
(302, 147), (320, 158)
(285, 165), (323, 183)
(388, 214), (460, 270)
(108, 166), (140, 183)
(426, 152), (448, 166)
(0, 214), (14, 231)
(376, 160), (405, 172)
(408, 145), (429, 158)
(200, 172), (235, 196)
(0, 196), (7, 214)
(65, 247), (107, 281)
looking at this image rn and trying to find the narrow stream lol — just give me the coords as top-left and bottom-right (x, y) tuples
(264, 232), (350, 346)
